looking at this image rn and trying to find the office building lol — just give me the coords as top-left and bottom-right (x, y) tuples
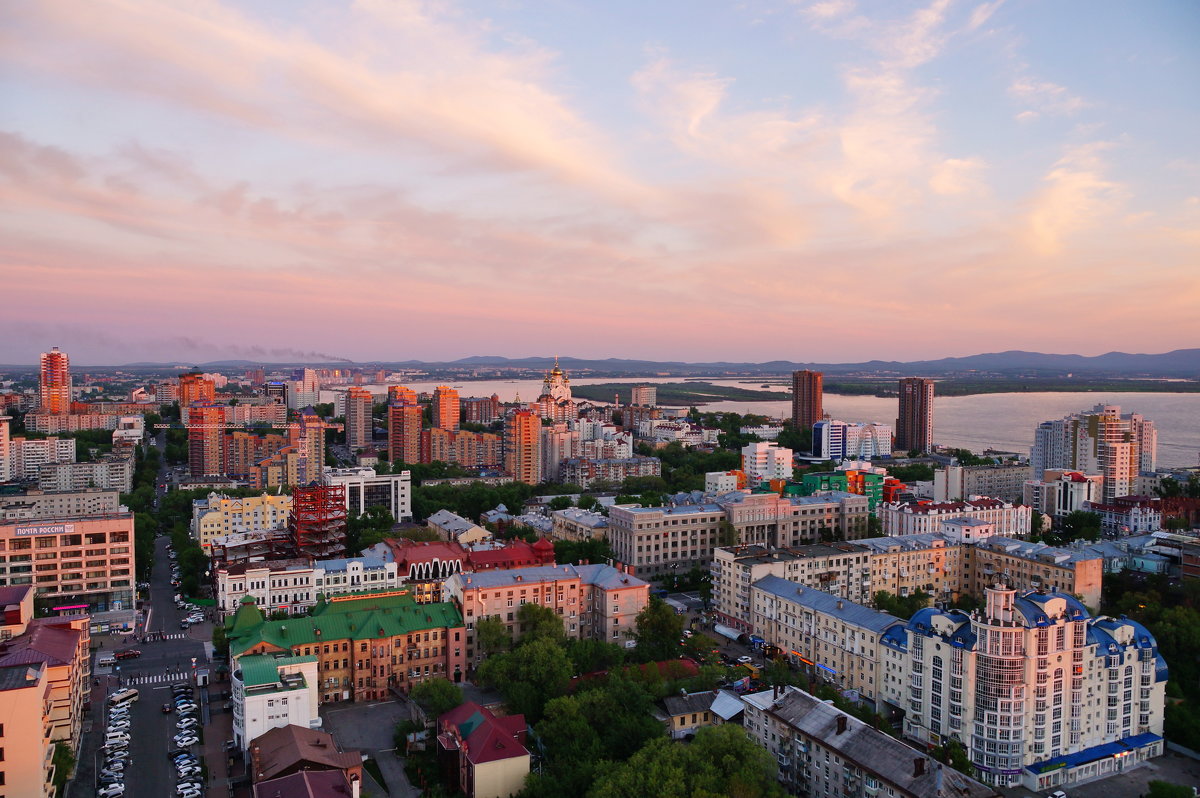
(742, 686), (997, 798)
(444, 563), (649, 664)
(322, 466), (412, 522)
(812, 420), (893, 462)
(1031, 405), (1157, 502)
(630, 385), (657, 407)
(742, 441), (793, 484)
(791, 370), (823, 432)
(504, 410), (541, 485)
(227, 589), (467, 704)
(880, 583), (1166, 792)
(38, 347), (71, 416)
(432, 386), (460, 432)
(344, 386), (373, 452)
(896, 377), (934, 453)
(0, 513), (136, 612)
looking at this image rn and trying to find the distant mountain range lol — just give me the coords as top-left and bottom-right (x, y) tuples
(3, 349), (1197, 376)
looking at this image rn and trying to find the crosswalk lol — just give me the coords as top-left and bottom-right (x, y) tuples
(127, 671), (193, 686)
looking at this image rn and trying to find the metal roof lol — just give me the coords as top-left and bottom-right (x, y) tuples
(751, 575), (901, 633)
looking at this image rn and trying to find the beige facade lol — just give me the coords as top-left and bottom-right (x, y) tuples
(444, 564), (649, 663)
(879, 497), (1031, 537)
(750, 576), (901, 704)
(0, 488), (122, 521)
(191, 492), (293, 550)
(608, 502), (726, 579)
(549, 508), (608, 542)
(712, 543), (873, 632)
(935, 463), (1031, 503)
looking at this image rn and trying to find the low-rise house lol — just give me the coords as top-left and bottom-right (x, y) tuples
(437, 702), (529, 798)
(249, 723), (362, 789)
(663, 690), (718, 739)
(427, 509), (491, 545)
(550, 507), (608, 541)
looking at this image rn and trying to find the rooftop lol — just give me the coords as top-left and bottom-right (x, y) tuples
(250, 723), (361, 782)
(745, 687), (997, 798)
(663, 690), (716, 717)
(253, 770), (354, 798)
(752, 575), (901, 634)
(237, 654), (316, 688)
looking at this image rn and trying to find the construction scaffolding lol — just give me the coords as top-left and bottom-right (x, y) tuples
(289, 484), (348, 558)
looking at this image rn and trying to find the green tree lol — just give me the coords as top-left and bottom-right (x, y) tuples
(52, 741), (75, 797)
(548, 495), (574, 511)
(517, 602), (565, 646)
(632, 597), (684, 663)
(717, 520), (739, 547)
(211, 625), (229, 659)
(565, 638), (626, 674)
(577, 494), (600, 511)
(587, 724), (783, 798)
(1058, 510), (1102, 543)
(410, 677), (465, 718)
(475, 615), (511, 657)
(872, 590), (931, 619)
(1147, 781), (1194, 798)
(477, 637), (573, 723)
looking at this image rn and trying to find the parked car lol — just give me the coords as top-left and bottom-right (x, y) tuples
(97, 783), (126, 798)
(114, 649), (142, 660)
(736, 655), (753, 664)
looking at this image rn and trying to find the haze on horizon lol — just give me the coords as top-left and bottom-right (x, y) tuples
(1, 1), (1197, 366)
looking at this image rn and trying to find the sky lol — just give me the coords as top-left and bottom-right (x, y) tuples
(1, 0), (1198, 365)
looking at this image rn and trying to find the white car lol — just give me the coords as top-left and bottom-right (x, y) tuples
(97, 785), (125, 798)
(175, 736), (199, 747)
(736, 655), (753, 665)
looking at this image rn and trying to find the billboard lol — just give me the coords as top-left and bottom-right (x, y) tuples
(14, 523), (75, 537)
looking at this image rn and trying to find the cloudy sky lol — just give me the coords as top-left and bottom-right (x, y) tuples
(1, 0), (1197, 365)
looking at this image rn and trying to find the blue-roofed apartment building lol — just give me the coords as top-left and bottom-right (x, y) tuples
(879, 582), (1167, 792)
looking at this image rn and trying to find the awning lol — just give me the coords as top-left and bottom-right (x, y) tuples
(713, 624), (743, 641)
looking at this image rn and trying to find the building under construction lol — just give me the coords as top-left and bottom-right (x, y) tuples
(289, 484), (348, 558)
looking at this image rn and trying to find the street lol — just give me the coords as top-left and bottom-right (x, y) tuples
(72, 531), (210, 798)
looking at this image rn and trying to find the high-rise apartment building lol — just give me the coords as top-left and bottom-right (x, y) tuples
(1031, 405), (1157, 502)
(179, 372), (216, 425)
(432, 386), (460, 432)
(504, 410), (541, 485)
(344, 387), (373, 452)
(189, 402), (227, 477)
(896, 377), (934, 453)
(39, 347), (72, 416)
(812, 420), (893, 461)
(462, 395), (501, 424)
(387, 395), (422, 466)
(880, 583), (1166, 792)
(0, 416), (9, 482)
(741, 441), (793, 483)
(790, 370), (823, 431)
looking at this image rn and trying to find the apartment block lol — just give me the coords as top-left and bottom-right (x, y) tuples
(935, 463), (1031, 504)
(751, 576), (901, 703)
(230, 654), (322, 751)
(879, 584), (1166, 792)
(549, 507), (608, 542)
(742, 686), (997, 798)
(1032, 405), (1157, 502)
(559, 455), (660, 488)
(0, 488), (121, 521)
(444, 563), (650, 663)
(344, 386), (373, 452)
(0, 661), (54, 798)
(504, 410), (541, 485)
(741, 441), (793, 484)
(228, 590), (467, 703)
(1023, 470), (1104, 521)
(432, 386), (460, 432)
(711, 543), (873, 632)
(790, 370), (823, 430)
(192, 492), (293, 550)
(7, 437), (75, 481)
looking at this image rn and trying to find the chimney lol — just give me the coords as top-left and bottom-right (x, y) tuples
(836, 715), (846, 734)
(836, 600), (844, 610)
(913, 757), (925, 777)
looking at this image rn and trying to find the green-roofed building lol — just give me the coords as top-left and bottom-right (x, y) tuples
(227, 588), (467, 704)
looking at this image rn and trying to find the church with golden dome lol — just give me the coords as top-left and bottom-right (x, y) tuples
(534, 356), (578, 423)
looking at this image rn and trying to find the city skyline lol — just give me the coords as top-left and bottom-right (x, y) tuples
(2, 1), (1198, 364)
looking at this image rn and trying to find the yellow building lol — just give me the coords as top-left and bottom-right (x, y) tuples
(191, 492), (293, 550)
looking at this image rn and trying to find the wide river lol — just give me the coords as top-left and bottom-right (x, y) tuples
(363, 378), (1200, 469)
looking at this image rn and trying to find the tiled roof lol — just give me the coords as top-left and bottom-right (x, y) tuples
(253, 770), (353, 798)
(440, 702), (529, 766)
(752, 576), (901, 634)
(251, 724), (361, 782)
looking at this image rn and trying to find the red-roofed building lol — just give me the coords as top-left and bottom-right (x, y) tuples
(254, 769), (358, 798)
(437, 702), (529, 798)
(378, 538), (557, 604)
(878, 497), (1031, 537)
